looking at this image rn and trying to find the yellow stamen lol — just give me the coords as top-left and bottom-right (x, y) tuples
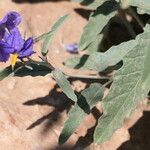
(11, 53), (18, 70)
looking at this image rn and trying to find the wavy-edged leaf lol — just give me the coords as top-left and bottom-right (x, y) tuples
(80, 1), (118, 50)
(59, 83), (104, 145)
(86, 39), (138, 72)
(52, 69), (77, 102)
(94, 24), (150, 144)
(41, 14), (69, 56)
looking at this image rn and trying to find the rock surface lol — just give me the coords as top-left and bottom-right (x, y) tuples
(0, 0), (150, 150)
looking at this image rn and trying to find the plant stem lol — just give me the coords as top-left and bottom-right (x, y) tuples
(118, 8), (136, 38)
(129, 7), (144, 28)
(34, 31), (52, 43)
(28, 58), (110, 80)
(65, 73), (111, 80)
(103, 79), (113, 87)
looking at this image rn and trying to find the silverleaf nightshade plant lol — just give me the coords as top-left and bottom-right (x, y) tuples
(0, 11), (34, 69)
(1, 2), (149, 148)
(60, 0), (150, 146)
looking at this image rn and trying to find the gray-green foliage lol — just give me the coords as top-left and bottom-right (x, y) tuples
(72, 0), (108, 9)
(94, 24), (150, 143)
(59, 83), (104, 144)
(73, 0), (150, 53)
(52, 69), (77, 102)
(120, 0), (150, 14)
(63, 23), (150, 144)
(0, 61), (52, 81)
(73, 0), (150, 14)
(41, 14), (69, 56)
(65, 39), (138, 72)
(79, 1), (118, 50)
(0, 0), (150, 147)
(61, 0), (150, 146)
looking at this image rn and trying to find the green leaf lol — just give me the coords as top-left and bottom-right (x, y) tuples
(0, 61), (52, 81)
(65, 39), (138, 72)
(0, 66), (14, 81)
(41, 14), (69, 56)
(86, 39), (138, 72)
(72, 0), (108, 10)
(59, 83), (104, 145)
(0, 63), (25, 81)
(87, 0), (110, 9)
(52, 69), (77, 102)
(120, 0), (150, 15)
(87, 34), (104, 53)
(137, 7), (150, 15)
(79, 1), (118, 50)
(71, 0), (94, 5)
(15, 61), (52, 77)
(64, 55), (89, 69)
(94, 24), (150, 144)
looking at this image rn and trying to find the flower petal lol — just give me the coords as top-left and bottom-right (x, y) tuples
(65, 43), (79, 53)
(19, 37), (35, 58)
(0, 29), (5, 40)
(0, 41), (14, 53)
(5, 28), (24, 51)
(0, 51), (9, 62)
(0, 41), (13, 62)
(23, 37), (33, 50)
(1, 11), (21, 31)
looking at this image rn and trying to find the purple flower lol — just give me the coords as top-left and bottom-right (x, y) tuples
(0, 12), (35, 68)
(65, 43), (79, 53)
(0, 11), (21, 39)
(0, 41), (13, 62)
(0, 28), (34, 68)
